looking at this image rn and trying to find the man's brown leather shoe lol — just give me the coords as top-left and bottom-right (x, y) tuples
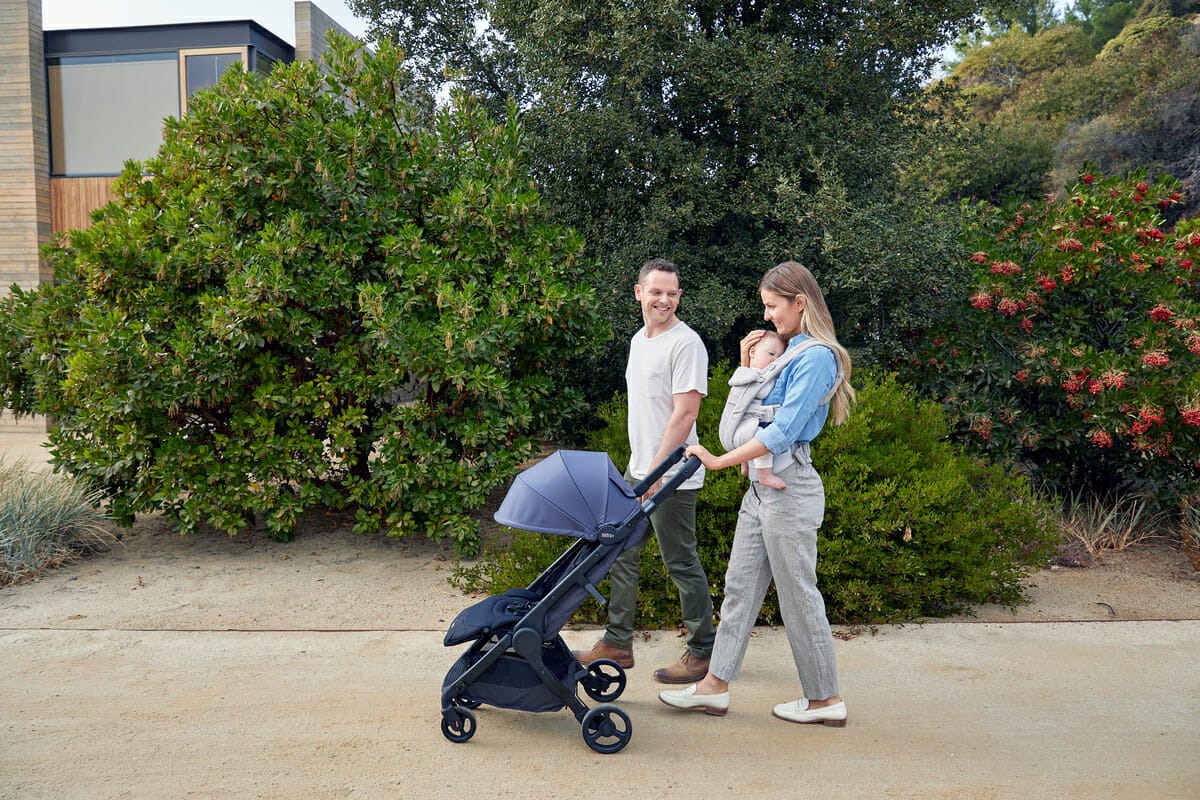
(571, 640), (634, 669)
(653, 652), (710, 684)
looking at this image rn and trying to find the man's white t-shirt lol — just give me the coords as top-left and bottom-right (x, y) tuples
(625, 320), (707, 490)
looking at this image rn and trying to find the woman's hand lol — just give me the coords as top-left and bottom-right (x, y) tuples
(739, 329), (767, 367)
(685, 444), (721, 470)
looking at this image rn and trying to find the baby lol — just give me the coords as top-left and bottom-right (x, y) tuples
(726, 330), (789, 489)
(744, 331), (788, 488)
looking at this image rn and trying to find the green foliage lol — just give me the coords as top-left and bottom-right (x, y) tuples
(0, 459), (114, 585)
(814, 372), (1058, 621)
(458, 367), (1058, 625)
(353, 0), (998, 400)
(935, 7), (1200, 214)
(0, 35), (605, 552)
(909, 169), (1200, 511)
(1065, 0), (1139, 51)
(910, 116), (1056, 205)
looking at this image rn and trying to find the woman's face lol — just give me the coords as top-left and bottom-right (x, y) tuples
(761, 289), (806, 337)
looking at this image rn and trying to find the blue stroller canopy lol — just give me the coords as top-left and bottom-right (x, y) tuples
(494, 450), (640, 541)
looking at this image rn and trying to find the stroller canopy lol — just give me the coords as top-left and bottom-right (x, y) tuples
(494, 450), (640, 540)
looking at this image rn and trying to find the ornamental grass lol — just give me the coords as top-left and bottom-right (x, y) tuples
(0, 458), (115, 585)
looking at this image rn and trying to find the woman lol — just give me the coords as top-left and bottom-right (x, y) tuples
(660, 260), (855, 726)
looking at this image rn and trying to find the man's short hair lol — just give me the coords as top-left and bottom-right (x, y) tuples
(639, 258), (678, 284)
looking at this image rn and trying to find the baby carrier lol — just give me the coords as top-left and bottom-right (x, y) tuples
(439, 447), (700, 754)
(718, 337), (842, 452)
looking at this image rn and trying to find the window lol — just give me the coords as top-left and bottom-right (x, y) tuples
(48, 52), (180, 176)
(180, 47), (247, 112)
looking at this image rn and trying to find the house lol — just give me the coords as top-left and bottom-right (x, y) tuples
(0, 0), (359, 431)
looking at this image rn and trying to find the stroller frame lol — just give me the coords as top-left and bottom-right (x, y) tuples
(439, 446), (700, 754)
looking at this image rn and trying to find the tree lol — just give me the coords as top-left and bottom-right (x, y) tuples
(352, 1), (997, 396)
(1065, 0), (1139, 50)
(0, 36), (605, 551)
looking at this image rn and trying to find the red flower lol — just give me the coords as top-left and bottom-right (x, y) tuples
(1149, 304), (1173, 322)
(1062, 372), (1088, 393)
(1056, 238), (1084, 252)
(1141, 351), (1170, 369)
(1138, 405), (1166, 426)
(1087, 380), (1103, 395)
(1082, 173), (1094, 184)
(1036, 275), (1057, 292)
(1101, 370), (1128, 389)
(1137, 228), (1165, 244)
(1089, 430), (1113, 448)
(997, 298), (1019, 317)
(970, 252), (988, 263)
(970, 291), (993, 311)
(1020, 318), (1033, 333)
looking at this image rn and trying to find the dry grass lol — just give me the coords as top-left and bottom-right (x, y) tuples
(1180, 497), (1200, 572)
(1058, 490), (1167, 561)
(0, 458), (116, 585)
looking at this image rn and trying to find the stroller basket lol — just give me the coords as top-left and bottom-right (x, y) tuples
(444, 638), (576, 713)
(439, 446), (700, 754)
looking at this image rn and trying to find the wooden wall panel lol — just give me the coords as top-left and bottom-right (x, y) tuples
(50, 176), (117, 233)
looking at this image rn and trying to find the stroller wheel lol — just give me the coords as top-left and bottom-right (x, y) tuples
(441, 706), (477, 743)
(581, 659), (627, 702)
(581, 704), (631, 754)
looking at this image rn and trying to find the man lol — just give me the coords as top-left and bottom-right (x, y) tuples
(572, 258), (716, 684)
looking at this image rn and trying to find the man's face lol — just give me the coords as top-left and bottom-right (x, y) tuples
(634, 269), (681, 327)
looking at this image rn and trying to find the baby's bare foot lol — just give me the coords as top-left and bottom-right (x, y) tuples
(756, 470), (787, 490)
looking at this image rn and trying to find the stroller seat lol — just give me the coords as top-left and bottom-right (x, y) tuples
(444, 589), (540, 647)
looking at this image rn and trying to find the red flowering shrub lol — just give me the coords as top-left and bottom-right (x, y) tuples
(911, 170), (1200, 510)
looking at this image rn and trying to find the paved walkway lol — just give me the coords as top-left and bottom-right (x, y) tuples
(2, 429), (1199, 799)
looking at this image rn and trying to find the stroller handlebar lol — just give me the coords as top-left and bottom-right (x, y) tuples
(635, 446), (702, 514)
(630, 445), (685, 497)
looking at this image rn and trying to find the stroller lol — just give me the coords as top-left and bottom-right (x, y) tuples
(439, 446), (700, 754)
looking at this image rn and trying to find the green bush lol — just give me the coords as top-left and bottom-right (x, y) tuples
(911, 169), (1200, 511)
(457, 368), (1058, 625)
(0, 459), (114, 585)
(0, 35), (604, 552)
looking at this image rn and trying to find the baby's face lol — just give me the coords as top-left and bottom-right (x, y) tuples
(749, 337), (784, 368)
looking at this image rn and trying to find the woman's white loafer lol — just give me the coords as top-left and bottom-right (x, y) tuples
(772, 699), (847, 727)
(659, 684), (729, 716)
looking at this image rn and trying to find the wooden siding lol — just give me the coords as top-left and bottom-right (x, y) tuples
(50, 176), (117, 233)
(0, 0), (52, 292)
(0, 0), (49, 430)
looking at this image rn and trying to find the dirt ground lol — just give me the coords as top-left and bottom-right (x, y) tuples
(2, 513), (1199, 799)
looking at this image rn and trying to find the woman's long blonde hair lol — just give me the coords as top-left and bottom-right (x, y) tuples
(760, 261), (856, 424)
